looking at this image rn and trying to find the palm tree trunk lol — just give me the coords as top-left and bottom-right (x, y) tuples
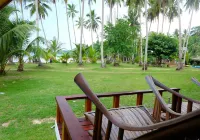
(161, 8), (165, 33)
(183, 9), (193, 65)
(101, 0), (105, 67)
(139, 11), (143, 65)
(109, 0), (112, 23)
(177, 0), (183, 70)
(167, 21), (171, 35)
(144, 0), (148, 71)
(65, 2), (73, 50)
(17, 55), (24, 71)
(20, 2), (24, 20)
(40, 19), (48, 48)
(72, 17), (77, 44)
(79, 0), (85, 65)
(35, 0), (41, 66)
(149, 21), (152, 32)
(157, 16), (159, 33)
(14, 0), (18, 22)
(117, 2), (118, 19)
(54, 1), (60, 41)
(89, 3), (94, 49)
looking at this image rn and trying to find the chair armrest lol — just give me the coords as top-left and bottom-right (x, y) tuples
(152, 76), (200, 104)
(145, 76), (182, 116)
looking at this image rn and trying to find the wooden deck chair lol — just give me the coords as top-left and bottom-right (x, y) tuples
(192, 77), (200, 87)
(74, 73), (200, 140)
(145, 76), (200, 118)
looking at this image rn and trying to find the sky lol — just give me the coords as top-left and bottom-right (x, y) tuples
(12, 0), (200, 50)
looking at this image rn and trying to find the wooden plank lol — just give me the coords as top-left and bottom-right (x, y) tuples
(85, 98), (92, 112)
(136, 93), (143, 105)
(64, 88), (180, 100)
(113, 95), (120, 108)
(56, 104), (62, 123)
(56, 96), (90, 140)
(82, 125), (94, 131)
(62, 122), (68, 140)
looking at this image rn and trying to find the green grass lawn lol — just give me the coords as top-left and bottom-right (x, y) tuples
(0, 63), (200, 140)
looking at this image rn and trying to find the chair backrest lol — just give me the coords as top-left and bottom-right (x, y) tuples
(74, 73), (200, 140)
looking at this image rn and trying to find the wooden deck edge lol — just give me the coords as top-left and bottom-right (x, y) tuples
(55, 120), (61, 140)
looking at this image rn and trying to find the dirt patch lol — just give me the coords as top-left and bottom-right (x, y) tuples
(32, 117), (55, 125)
(2, 120), (15, 127)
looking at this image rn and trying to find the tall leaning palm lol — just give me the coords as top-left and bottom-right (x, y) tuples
(52, 0), (60, 42)
(67, 3), (78, 44)
(79, 0), (85, 65)
(86, 10), (101, 49)
(177, 0), (183, 70)
(183, 0), (200, 65)
(64, 0), (73, 50)
(100, 0), (105, 67)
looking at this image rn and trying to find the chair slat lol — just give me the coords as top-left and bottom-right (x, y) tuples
(136, 93), (143, 105)
(118, 128), (124, 140)
(93, 108), (103, 140)
(113, 95), (120, 108)
(172, 94), (178, 111)
(105, 120), (112, 140)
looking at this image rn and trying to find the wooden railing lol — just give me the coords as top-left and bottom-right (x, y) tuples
(55, 88), (180, 140)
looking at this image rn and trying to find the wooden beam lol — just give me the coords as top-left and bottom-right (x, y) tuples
(0, 0), (12, 10)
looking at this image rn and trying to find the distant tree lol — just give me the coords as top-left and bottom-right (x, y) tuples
(104, 19), (138, 65)
(148, 32), (178, 65)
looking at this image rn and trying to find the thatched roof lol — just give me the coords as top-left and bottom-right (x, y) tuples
(0, 0), (11, 10)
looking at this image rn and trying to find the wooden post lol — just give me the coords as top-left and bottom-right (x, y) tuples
(85, 98), (92, 112)
(56, 104), (62, 123)
(136, 93), (143, 105)
(113, 95), (120, 108)
(176, 97), (182, 113)
(172, 94), (178, 111)
(187, 101), (193, 113)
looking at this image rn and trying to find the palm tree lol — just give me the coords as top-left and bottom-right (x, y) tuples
(26, 0), (52, 48)
(147, 5), (156, 32)
(63, 0), (73, 50)
(183, 0), (200, 65)
(0, 6), (35, 74)
(88, 0), (95, 49)
(144, 0), (148, 70)
(167, 2), (178, 35)
(16, 0), (25, 20)
(79, 0), (85, 65)
(101, 0), (105, 67)
(76, 17), (86, 44)
(86, 10), (101, 49)
(106, 0), (116, 23)
(67, 3), (78, 44)
(177, 0), (183, 70)
(49, 37), (63, 59)
(127, 0), (145, 65)
(52, 0), (60, 42)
